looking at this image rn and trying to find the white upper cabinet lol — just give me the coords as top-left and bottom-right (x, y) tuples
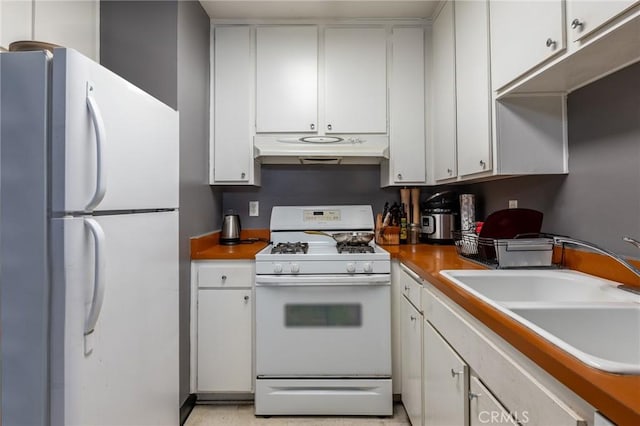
(455, 0), (491, 177)
(386, 26), (426, 185)
(0, 0), (98, 60)
(324, 27), (387, 134)
(432, 1), (457, 182)
(490, 0), (565, 90)
(212, 26), (257, 184)
(256, 26), (318, 133)
(567, 0), (639, 42)
(33, 0), (99, 60)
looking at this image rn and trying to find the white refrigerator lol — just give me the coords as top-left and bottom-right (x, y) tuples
(1, 49), (179, 425)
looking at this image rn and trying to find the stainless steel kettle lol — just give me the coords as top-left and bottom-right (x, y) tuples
(220, 211), (241, 245)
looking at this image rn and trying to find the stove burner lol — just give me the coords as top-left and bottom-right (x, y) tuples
(337, 242), (375, 254)
(271, 242), (309, 255)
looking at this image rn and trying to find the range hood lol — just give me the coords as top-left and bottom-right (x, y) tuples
(254, 135), (389, 165)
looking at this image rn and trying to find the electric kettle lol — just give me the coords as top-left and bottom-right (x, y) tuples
(220, 210), (241, 245)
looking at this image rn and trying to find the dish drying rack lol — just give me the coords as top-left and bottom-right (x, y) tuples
(453, 231), (561, 269)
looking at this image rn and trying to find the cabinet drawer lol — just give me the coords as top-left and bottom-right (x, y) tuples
(400, 264), (422, 311)
(196, 261), (254, 288)
(423, 286), (586, 426)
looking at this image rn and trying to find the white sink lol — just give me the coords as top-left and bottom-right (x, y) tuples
(439, 269), (640, 374)
(440, 269), (639, 304)
(509, 305), (640, 374)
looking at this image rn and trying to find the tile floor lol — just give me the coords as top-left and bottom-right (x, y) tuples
(185, 402), (410, 426)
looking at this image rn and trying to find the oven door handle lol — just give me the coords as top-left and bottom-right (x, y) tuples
(255, 274), (391, 286)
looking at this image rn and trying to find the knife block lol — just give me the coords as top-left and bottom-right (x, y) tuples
(375, 214), (400, 245)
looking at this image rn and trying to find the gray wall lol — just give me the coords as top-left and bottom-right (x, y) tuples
(222, 165), (400, 228)
(469, 62), (640, 258)
(101, 0), (221, 407)
(177, 0), (221, 405)
(100, 0), (178, 109)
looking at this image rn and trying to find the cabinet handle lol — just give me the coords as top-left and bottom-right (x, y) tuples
(243, 295), (250, 302)
(310, 123), (315, 130)
(451, 368), (464, 377)
(397, 173), (403, 180)
(479, 160), (486, 168)
(469, 391), (481, 400)
(410, 315), (417, 321)
(241, 172), (246, 179)
(546, 38), (557, 49)
(447, 168), (452, 175)
(571, 19), (583, 30)
(221, 275), (227, 281)
(327, 124), (332, 131)
(404, 286), (409, 291)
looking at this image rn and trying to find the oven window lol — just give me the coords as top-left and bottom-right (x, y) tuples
(284, 304), (362, 327)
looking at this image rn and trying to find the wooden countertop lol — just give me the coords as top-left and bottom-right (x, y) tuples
(387, 244), (640, 426)
(190, 229), (269, 260)
(191, 232), (639, 423)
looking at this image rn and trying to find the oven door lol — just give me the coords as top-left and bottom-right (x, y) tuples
(255, 274), (391, 377)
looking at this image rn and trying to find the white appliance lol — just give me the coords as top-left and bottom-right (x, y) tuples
(0, 49), (179, 425)
(254, 205), (392, 416)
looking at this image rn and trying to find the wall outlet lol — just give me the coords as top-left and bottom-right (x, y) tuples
(508, 200), (518, 209)
(249, 201), (259, 217)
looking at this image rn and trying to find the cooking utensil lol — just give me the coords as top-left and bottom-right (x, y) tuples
(304, 230), (375, 244)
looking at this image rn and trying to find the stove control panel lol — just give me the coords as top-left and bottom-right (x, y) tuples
(259, 260), (390, 275)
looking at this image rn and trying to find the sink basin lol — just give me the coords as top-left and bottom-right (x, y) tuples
(440, 269), (639, 304)
(439, 269), (640, 374)
(509, 305), (640, 374)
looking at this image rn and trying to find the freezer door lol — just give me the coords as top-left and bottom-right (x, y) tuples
(51, 48), (179, 213)
(50, 211), (179, 425)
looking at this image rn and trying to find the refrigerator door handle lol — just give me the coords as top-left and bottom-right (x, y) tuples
(84, 218), (106, 335)
(85, 82), (107, 212)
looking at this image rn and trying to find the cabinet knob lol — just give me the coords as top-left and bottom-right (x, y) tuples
(404, 286), (409, 291)
(468, 391), (481, 400)
(397, 173), (403, 180)
(310, 123), (315, 130)
(571, 18), (584, 30)
(241, 172), (246, 179)
(546, 38), (557, 49)
(447, 168), (452, 175)
(479, 160), (486, 168)
(221, 275), (227, 281)
(410, 315), (417, 321)
(327, 124), (333, 131)
(450, 368), (464, 378)
(243, 295), (250, 302)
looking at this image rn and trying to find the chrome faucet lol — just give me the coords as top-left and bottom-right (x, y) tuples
(553, 236), (640, 296)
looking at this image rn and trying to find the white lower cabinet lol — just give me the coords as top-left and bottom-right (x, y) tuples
(191, 260), (254, 394)
(421, 281), (588, 426)
(401, 296), (423, 426)
(423, 321), (467, 426)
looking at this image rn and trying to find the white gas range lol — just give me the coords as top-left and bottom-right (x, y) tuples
(254, 205), (392, 416)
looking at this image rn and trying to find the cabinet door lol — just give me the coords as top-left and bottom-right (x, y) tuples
(469, 376), (518, 425)
(455, 0), (491, 177)
(432, 1), (457, 181)
(197, 288), (253, 392)
(490, 0), (565, 90)
(424, 321), (467, 426)
(33, 0), (99, 61)
(212, 26), (253, 183)
(401, 297), (423, 426)
(256, 26), (318, 133)
(389, 27), (426, 184)
(324, 27), (387, 133)
(568, 0), (638, 42)
(0, 0), (32, 48)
